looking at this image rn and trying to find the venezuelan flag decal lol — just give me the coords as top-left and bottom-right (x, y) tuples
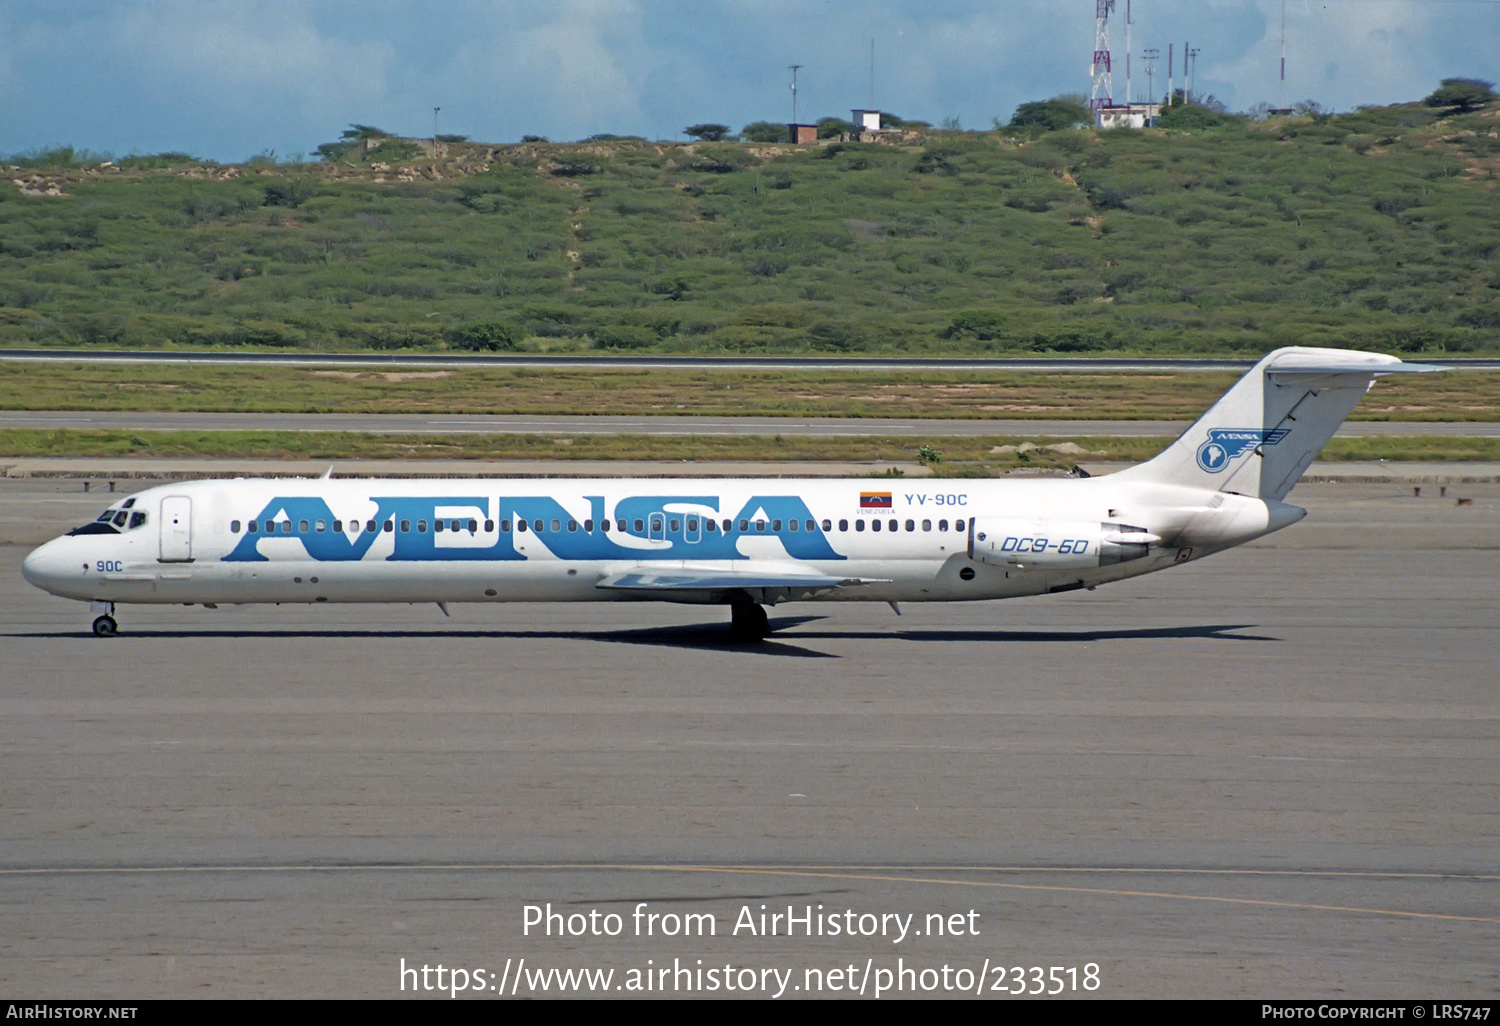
(859, 492), (893, 510)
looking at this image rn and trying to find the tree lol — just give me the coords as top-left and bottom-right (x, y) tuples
(739, 121), (788, 143)
(1156, 102), (1238, 130)
(1424, 78), (1497, 114)
(314, 123), (392, 162)
(816, 117), (854, 139)
(1007, 97), (1090, 133)
(684, 123), (731, 142)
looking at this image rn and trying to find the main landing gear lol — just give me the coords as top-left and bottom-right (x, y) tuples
(729, 602), (769, 642)
(91, 602), (118, 638)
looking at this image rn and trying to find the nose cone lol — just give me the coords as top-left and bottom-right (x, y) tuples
(22, 539), (76, 595)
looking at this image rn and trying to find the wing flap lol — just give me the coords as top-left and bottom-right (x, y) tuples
(596, 564), (887, 601)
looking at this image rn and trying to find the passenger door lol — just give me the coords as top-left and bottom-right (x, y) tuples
(159, 496), (193, 562)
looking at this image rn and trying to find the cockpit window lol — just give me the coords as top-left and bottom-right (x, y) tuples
(70, 502), (148, 536)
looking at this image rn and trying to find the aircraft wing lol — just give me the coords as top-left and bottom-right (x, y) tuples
(596, 564), (888, 602)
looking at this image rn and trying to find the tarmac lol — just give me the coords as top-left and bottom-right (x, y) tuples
(0, 468), (1496, 999)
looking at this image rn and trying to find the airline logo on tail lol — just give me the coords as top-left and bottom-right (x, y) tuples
(1195, 428), (1290, 473)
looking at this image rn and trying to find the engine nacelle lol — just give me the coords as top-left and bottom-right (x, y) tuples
(968, 517), (1160, 570)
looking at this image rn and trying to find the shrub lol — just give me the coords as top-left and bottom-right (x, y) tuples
(447, 322), (522, 351)
(591, 325), (657, 349)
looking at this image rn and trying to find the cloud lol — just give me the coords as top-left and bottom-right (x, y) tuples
(430, 0), (654, 140)
(0, 0), (1493, 159)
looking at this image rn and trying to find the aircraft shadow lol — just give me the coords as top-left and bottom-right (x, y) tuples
(6, 620), (1274, 653)
(815, 623), (1278, 644)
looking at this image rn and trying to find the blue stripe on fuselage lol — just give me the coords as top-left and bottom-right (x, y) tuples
(222, 493), (844, 562)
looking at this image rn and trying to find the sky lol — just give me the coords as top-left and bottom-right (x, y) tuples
(1, 0), (1496, 162)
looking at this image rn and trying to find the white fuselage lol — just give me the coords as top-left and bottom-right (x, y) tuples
(21, 474), (1304, 610)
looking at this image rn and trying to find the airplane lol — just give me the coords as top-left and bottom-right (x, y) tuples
(22, 346), (1438, 641)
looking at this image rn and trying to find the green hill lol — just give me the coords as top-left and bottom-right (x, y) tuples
(3, 99), (1498, 356)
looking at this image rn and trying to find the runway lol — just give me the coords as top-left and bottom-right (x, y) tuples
(1, 476), (1495, 998)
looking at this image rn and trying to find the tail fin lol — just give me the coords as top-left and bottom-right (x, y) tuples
(1114, 347), (1442, 501)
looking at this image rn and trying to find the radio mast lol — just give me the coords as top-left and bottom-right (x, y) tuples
(1090, 1), (1116, 110)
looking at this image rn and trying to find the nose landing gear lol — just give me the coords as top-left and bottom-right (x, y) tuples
(90, 601), (118, 638)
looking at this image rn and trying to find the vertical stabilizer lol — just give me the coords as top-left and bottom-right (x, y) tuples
(1113, 347), (1440, 500)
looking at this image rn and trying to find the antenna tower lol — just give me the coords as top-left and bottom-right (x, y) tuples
(1090, 0), (1116, 110)
(1278, 0), (1287, 110)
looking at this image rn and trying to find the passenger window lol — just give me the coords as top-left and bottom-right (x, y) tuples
(550, 519), (560, 533)
(771, 519), (782, 531)
(872, 519), (881, 532)
(788, 519), (797, 532)
(365, 520), (376, 533)
(516, 520), (527, 533)
(839, 519), (848, 531)
(568, 520), (578, 532)
(906, 519), (915, 532)
(298, 520), (310, 533)
(687, 517), (698, 532)
(722, 519), (732, 532)
(923, 519), (932, 531)
(383, 521), (394, 533)
(756, 520), (766, 532)
(669, 519), (679, 532)
(470, 520), (479, 532)
(316, 520), (327, 532)
(418, 520), (428, 533)
(600, 520), (610, 532)
(400, 520), (411, 532)
(333, 521), (342, 533)
(821, 519), (832, 532)
(496, 520), (506, 532)
(806, 519), (816, 532)
(633, 519), (644, 533)
(856, 520), (866, 532)
(955, 519), (966, 531)
(533, 519), (544, 532)
(617, 519), (627, 532)
(939, 519), (949, 531)
(248, 521), (258, 533)
(584, 519), (594, 532)
(738, 519), (749, 532)
(704, 520), (714, 532)
(434, 520), (445, 533)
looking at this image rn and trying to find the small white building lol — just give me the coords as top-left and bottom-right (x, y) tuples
(1094, 103), (1159, 129)
(850, 109), (885, 133)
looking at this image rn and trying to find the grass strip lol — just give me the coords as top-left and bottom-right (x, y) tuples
(2, 430), (1497, 470)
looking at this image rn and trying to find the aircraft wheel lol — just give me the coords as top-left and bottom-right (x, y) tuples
(729, 603), (769, 642)
(92, 615), (118, 638)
